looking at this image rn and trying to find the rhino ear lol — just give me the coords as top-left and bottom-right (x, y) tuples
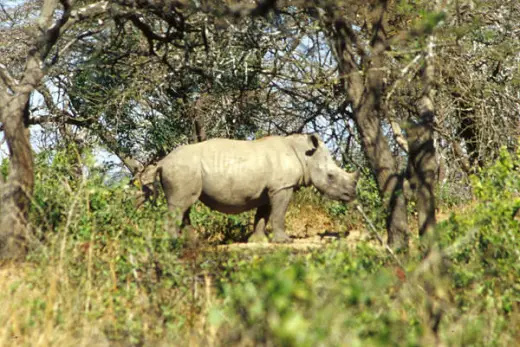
(309, 134), (320, 148)
(306, 134), (320, 156)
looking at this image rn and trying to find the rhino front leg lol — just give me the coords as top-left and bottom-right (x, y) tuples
(269, 189), (293, 243)
(248, 205), (270, 243)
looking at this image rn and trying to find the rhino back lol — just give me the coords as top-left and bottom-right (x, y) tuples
(200, 138), (302, 198)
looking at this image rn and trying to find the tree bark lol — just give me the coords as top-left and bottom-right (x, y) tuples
(0, 25), (47, 259)
(325, 1), (409, 248)
(191, 97), (207, 144)
(0, 0), (111, 259)
(353, 99), (409, 247)
(407, 37), (437, 237)
(457, 108), (482, 171)
(0, 94), (34, 259)
(0, 0), (58, 259)
(451, 140), (471, 174)
(193, 116), (207, 143)
(407, 122), (436, 236)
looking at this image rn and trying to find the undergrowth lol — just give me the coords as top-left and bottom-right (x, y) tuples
(0, 147), (518, 346)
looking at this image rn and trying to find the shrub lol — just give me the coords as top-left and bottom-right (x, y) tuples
(436, 147), (520, 322)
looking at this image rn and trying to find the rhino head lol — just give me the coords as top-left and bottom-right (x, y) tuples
(304, 134), (359, 202)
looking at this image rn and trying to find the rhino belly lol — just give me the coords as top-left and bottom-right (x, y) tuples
(199, 189), (269, 214)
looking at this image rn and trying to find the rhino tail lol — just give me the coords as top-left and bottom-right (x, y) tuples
(136, 163), (162, 208)
(153, 165), (163, 203)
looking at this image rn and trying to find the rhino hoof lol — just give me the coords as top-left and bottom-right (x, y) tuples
(271, 234), (293, 244)
(248, 233), (268, 243)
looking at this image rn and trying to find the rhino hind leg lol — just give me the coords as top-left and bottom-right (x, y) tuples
(248, 205), (270, 243)
(166, 200), (200, 238)
(269, 189), (293, 244)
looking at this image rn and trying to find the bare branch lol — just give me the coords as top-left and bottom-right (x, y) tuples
(226, 0), (278, 18)
(39, 1), (110, 62)
(38, 0), (59, 31)
(51, 29), (104, 65)
(386, 54), (421, 104)
(0, 2), (15, 24)
(68, 1), (110, 24)
(390, 119), (409, 153)
(27, 114), (92, 127)
(0, 63), (19, 90)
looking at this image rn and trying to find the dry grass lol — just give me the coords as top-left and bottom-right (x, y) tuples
(0, 261), (112, 347)
(0, 241), (217, 346)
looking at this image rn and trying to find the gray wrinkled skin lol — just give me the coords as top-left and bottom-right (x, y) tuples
(142, 134), (359, 243)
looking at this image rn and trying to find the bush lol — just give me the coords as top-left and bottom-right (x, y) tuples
(436, 147), (520, 322)
(190, 203), (252, 243)
(211, 247), (410, 346)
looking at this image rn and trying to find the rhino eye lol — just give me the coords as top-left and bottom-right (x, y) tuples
(327, 173), (335, 182)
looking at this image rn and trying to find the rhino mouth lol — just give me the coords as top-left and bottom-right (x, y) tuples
(340, 193), (355, 203)
(324, 191), (355, 203)
(338, 187), (357, 202)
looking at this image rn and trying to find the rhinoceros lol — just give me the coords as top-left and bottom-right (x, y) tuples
(140, 134), (359, 243)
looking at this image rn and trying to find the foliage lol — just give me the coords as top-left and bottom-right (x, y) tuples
(355, 172), (384, 224)
(213, 248), (407, 346)
(190, 203), (252, 244)
(436, 147), (520, 320)
(1, 148), (519, 345)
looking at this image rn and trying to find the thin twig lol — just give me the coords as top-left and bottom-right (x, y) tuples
(0, 63), (19, 90)
(0, 2), (15, 24)
(355, 204), (404, 269)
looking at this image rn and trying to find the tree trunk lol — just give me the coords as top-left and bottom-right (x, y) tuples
(457, 110), (482, 170)
(407, 120), (436, 236)
(353, 105), (409, 247)
(0, 94), (34, 260)
(325, 1), (409, 248)
(451, 140), (471, 174)
(193, 115), (207, 144)
(0, 0), (78, 259)
(191, 97), (207, 144)
(407, 37), (437, 237)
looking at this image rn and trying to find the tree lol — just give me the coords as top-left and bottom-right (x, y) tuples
(0, 0), (292, 258)
(317, 1), (413, 247)
(436, 0), (520, 174)
(2, 0), (518, 257)
(0, 0), (111, 258)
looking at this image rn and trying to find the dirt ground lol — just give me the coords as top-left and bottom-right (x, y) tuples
(213, 203), (468, 253)
(214, 204), (374, 252)
(215, 228), (368, 252)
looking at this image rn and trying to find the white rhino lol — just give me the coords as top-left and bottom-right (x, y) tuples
(141, 134), (359, 243)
